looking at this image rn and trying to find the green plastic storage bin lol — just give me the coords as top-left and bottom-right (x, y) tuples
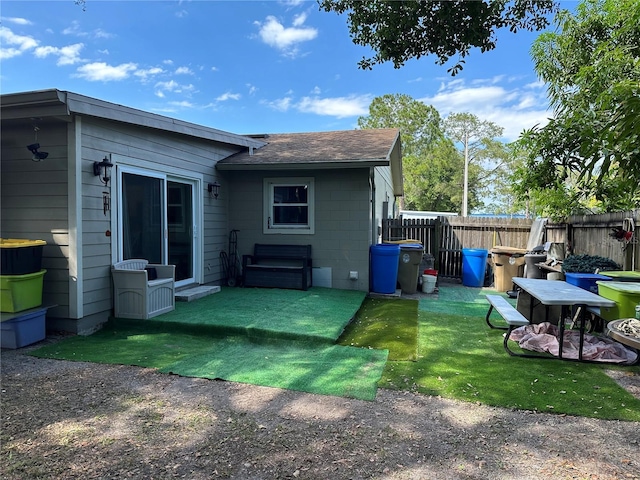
(596, 281), (640, 320)
(0, 269), (46, 313)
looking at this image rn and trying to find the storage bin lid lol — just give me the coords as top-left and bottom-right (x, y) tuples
(600, 271), (640, 281)
(565, 273), (611, 280)
(0, 238), (46, 248)
(596, 281), (640, 293)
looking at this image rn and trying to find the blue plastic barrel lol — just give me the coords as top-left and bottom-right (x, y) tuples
(461, 248), (488, 287)
(370, 244), (400, 294)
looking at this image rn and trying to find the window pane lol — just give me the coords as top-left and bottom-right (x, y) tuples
(274, 185), (308, 204)
(274, 206), (308, 225)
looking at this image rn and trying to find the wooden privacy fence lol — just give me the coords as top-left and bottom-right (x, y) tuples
(545, 209), (640, 271)
(382, 217), (534, 279)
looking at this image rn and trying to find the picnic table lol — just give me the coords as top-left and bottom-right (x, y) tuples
(512, 277), (617, 362)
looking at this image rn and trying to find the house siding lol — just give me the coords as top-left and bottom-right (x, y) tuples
(227, 169), (372, 291)
(374, 165), (397, 243)
(0, 112), (246, 334)
(76, 117), (241, 333)
(0, 122), (71, 321)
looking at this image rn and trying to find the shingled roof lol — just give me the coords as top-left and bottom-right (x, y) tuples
(216, 128), (401, 171)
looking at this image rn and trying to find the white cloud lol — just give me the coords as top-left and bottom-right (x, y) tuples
(420, 78), (551, 141)
(169, 100), (194, 108)
(292, 12), (307, 27)
(263, 92), (371, 118)
(255, 15), (317, 57)
(134, 67), (164, 81)
(73, 62), (137, 81)
(63, 20), (113, 39)
(296, 94), (372, 118)
(175, 66), (193, 75)
(154, 80), (196, 97)
(265, 96), (293, 112)
(216, 92), (241, 102)
(1, 17), (33, 26)
(0, 26), (38, 59)
(34, 43), (84, 66)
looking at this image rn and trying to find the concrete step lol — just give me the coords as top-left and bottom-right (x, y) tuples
(175, 285), (221, 302)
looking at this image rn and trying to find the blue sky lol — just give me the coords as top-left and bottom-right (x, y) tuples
(1, 1), (564, 141)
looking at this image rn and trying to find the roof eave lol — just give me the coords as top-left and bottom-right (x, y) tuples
(216, 160), (389, 171)
(0, 89), (265, 150)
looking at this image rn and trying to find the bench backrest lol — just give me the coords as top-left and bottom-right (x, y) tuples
(253, 244), (311, 259)
(113, 259), (149, 271)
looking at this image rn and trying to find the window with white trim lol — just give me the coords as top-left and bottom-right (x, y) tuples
(263, 177), (314, 234)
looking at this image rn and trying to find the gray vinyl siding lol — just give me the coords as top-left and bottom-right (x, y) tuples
(78, 117), (240, 332)
(374, 165), (396, 243)
(227, 169), (372, 291)
(0, 122), (71, 319)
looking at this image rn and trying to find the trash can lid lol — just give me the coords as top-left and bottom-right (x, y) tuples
(385, 239), (422, 245)
(399, 243), (423, 250)
(490, 246), (527, 255)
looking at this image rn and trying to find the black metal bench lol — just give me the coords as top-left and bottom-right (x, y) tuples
(242, 244), (312, 290)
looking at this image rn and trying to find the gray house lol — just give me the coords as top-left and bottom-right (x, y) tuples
(1, 89), (403, 334)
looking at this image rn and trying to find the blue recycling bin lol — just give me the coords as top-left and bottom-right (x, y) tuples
(462, 248), (488, 287)
(370, 244), (400, 294)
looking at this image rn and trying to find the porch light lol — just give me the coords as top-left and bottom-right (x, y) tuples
(208, 181), (221, 199)
(94, 155), (113, 186)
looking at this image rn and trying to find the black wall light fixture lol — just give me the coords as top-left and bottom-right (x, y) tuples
(208, 181), (221, 199)
(94, 155), (113, 186)
(27, 143), (49, 161)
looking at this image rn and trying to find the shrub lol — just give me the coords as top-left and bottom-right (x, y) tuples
(561, 254), (621, 273)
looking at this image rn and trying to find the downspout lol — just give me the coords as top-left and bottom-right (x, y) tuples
(370, 167), (376, 246)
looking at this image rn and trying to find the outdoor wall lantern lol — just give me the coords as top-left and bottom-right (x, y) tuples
(94, 155), (113, 186)
(27, 126), (48, 161)
(208, 181), (221, 199)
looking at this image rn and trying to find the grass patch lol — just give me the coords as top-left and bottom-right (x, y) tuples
(377, 300), (640, 421)
(30, 320), (387, 401)
(338, 297), (418, 361)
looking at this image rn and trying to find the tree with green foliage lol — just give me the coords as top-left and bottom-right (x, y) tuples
(358, 94), (470, 213)
(357, 94), (442, 156)
(516, 0), (640, 215)
(443, 113), (507, 216)
(402, 140), (472, 212)
(319, 0), (557, 75)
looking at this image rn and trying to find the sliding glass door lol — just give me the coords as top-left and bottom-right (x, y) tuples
(118, 167), (198, 287)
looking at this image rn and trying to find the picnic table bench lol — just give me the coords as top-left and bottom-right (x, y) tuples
(242, 244), (312, 291)
(485, 294), (541, 358)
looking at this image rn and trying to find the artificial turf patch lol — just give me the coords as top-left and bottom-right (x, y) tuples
(378, 301), (640, 421)
(338, 297), (419, 361)
(30, 320), (388, 401)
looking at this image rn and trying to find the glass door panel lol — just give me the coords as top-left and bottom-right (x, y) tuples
(121, 173), (163, 263)
(168, 181), (194, 283)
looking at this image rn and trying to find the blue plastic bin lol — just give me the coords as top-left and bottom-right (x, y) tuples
(462, 248), (488, 287)
(370, 244), (400, 294)
(565, 272), (611, 293)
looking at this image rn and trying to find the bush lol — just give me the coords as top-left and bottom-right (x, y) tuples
(561, 254), (621, 273)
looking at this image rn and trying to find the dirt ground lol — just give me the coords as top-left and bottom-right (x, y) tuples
(1, 339), (639, 480)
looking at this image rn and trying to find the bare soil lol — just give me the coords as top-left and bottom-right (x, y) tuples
(1, 338), (639, 480)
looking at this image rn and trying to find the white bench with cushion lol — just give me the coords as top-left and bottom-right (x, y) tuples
(111, 259), (175, 319)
